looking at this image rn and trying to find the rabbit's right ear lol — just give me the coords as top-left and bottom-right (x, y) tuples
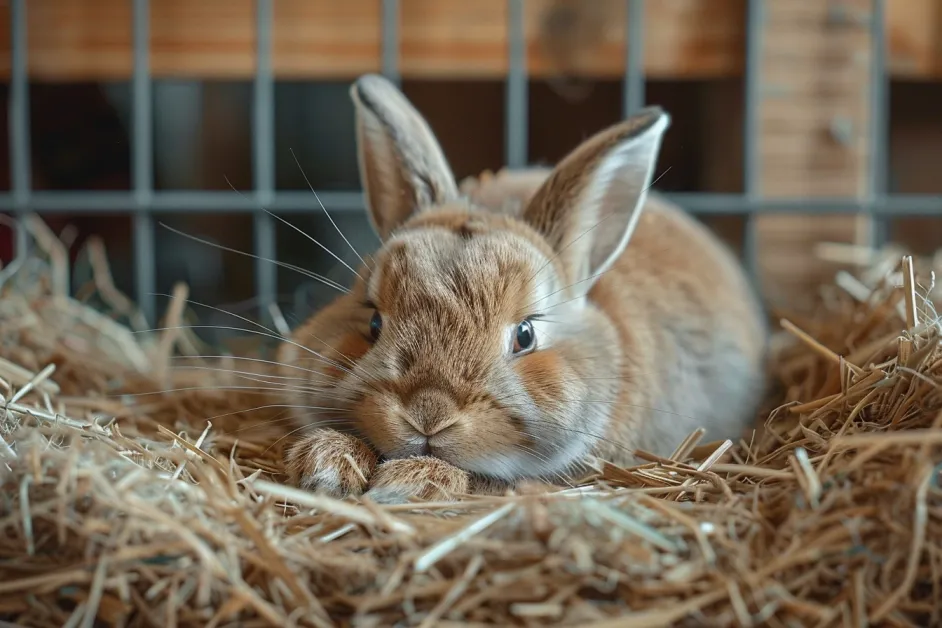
(521, 106), (669, 296)
(351, 74), (459, 241)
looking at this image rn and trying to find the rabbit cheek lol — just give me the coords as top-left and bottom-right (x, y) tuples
(348, 392), (411, 456)
(511, 349), (593, 467)
(514, 351), (569, 409)
(321, 332), (373, 380)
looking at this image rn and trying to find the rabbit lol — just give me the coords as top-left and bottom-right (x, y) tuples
(457, 166), (554, 217)
(277, 73), (769, 504)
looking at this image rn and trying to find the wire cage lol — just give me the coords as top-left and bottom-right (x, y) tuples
(2, 0), (940, 335)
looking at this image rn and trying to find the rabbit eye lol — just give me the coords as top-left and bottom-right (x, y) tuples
(512, 320), (536, 355)
(370, 310), (383, 340)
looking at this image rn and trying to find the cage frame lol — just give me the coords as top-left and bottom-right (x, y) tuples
(3, 0), (936, 325)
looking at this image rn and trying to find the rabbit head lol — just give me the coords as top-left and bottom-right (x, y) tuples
(279, 73), (669, 483)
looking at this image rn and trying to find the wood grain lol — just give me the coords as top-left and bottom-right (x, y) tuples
(754, 0), (876, 304)
(1, 0), (936, 81)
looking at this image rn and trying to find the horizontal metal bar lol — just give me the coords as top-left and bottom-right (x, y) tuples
(1, 191), (940, 217)
(0, 191), (365, 213)
(668, 193), (942, 216)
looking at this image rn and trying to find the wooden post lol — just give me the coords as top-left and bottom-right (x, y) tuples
(753, 0), (878, 305)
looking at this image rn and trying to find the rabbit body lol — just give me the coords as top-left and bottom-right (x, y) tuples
(278, 75), (768, 503)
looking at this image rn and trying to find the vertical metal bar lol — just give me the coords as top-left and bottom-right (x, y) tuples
(623, 0), (645, 117)
(132, 0), (156, 323)
(506, 0), (528, 168)
(381, 0), (400, 84)
(9, 0), (30, 259)
(253, 0), (277, 312)
(866, 0), (889, 249)
(742, 0), (764, 288)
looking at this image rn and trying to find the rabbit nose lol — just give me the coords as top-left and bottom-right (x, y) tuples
(402, 388), (460, 437)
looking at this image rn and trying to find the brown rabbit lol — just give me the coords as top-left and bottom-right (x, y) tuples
(278, 74), (768, 503)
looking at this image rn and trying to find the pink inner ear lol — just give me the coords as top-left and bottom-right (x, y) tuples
(519, 110), (668, 285)
(352, 74), (460, 240)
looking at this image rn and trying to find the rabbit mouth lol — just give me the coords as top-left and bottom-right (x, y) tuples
(379, 437), (445, 463)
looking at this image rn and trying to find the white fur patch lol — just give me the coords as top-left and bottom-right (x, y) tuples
(309, 468), (343, 497)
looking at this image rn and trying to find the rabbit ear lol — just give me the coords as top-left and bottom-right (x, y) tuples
(522, 106), (669, 293)
(350, 74), (459, 241)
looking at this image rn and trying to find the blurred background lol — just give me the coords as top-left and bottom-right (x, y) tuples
(0, 0), (940, 347)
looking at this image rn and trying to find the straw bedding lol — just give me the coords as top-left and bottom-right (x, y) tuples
(0, 222), (940, 627)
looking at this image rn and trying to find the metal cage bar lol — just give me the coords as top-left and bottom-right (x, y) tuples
(623, 0), (646, 117)
(506, 0), (528, 169)
(253, 0), (277, 311)
(1, 189), (940, 216)
(2, 0), (942, 311)
(8, 0), (30, 258)
(742, 0), (765, 287)
(867, 0), (890, 249)
(132, 0), (156, 323)
(382, 0), (401, 83)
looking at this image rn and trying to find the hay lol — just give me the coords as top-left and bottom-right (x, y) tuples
(0, 222), (940, 627)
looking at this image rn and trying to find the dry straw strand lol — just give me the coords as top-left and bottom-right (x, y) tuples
(0, 217), (939, 626)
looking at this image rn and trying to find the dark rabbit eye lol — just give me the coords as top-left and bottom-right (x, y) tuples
(512, 320), (536, 354)
(370, 310), (383, 340)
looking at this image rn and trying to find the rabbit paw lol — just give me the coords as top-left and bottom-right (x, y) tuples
(285, 428), (377, 498)
(469, 474), (516, 496)
(364, 456), (470, 505)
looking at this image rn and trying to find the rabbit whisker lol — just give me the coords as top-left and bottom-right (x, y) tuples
(196, 403), (351, 423)
(158, 222), (349, 294)
(224, 174), (365, 282)
(137, 323), (380, 393)
(171, 364), (327, 385)
(169, 354), (341, 378)
(289, 148), (372, 271)
(236, 416), (353, 434)
(143, 295), (378, 388)
(106, 385), (353, 399)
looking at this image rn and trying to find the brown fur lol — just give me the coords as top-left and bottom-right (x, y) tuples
(277, 74), (768, 502)
(365, 457), (470, 503)
(284, 428), (377, 497)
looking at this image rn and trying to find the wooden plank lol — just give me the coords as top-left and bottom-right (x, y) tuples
(25, 0), (134, 81)
(157, 1), (257, 78)
(525, 0), (746, 79)
(0, 0), (742, 81)
(0, 0), (937, 81)
(399, 0), (507, 77)
(273, 1), (382, 78)
(887, 0), (942, 77)
(754, 0), (874, 303)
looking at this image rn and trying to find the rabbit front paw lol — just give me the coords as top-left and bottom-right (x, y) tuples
(364, 456), (470, 505)
(285, 428), (377, 498)
(286, 432), (487, 504)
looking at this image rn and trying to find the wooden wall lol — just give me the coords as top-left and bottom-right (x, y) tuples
(753, 0), (876, 306)
(0, 0), (940, 81)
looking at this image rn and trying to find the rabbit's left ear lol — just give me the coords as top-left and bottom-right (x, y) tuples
(522, 106), (669, 292)
(351, 74), (459, 241)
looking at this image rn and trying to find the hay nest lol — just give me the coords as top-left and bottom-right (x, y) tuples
(0, 221), (940, 627)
